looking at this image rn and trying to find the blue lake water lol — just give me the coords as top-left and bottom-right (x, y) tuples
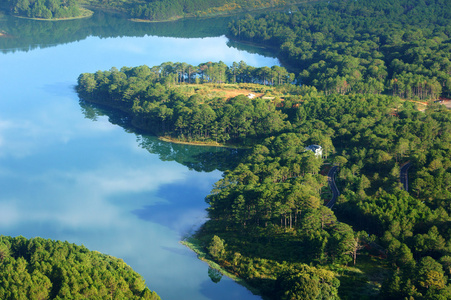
(0, 12), (279, 300)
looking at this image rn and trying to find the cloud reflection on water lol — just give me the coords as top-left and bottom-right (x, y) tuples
(0, 30), (268, 300)
(0, 161), (187, 228)
(133, 171), (222, 234)
(0, 118), (45, 158)
(0, 138), (228, 299)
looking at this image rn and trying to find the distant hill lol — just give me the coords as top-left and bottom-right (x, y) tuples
(0, 236), (160, 299)
(5, 0), (92, 20)
(80, 0), (314, 21)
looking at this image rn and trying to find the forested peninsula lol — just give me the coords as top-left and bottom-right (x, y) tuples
(80, 0), (316, 22)
(76, 2), (451, 300)
(1, 0), (316, 21)
(77, 56), (451, 299)
(77, 62), (301, 145)
(0, 236), (160, 299)
(4, 0), (92, 20)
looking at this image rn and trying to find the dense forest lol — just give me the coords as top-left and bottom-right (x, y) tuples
(126, 0), (307, 22)
(0, 0), (316, 21)
(5, 0), (451, 298)
(4, 0), (90, 19)
(78, 57), (451, 298)
(78, 0), (314, 22)
(0, 236), (160, 299)
(77, 62), (303, 145)
(199, 92), (451, 299)
(228, 0), (451, 99)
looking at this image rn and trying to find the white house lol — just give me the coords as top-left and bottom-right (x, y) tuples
(305, 144), (323, 158)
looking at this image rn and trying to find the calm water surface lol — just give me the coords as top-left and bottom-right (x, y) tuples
(0, 12), (278, 300)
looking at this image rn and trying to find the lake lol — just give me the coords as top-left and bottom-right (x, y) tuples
(0, 11), (279, 300)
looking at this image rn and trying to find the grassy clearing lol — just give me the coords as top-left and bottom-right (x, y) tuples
(158, 136), (223, 147)
(173, 83), (286, 101)
(329, 252), (390, 300)
(158, 135), (251, 149)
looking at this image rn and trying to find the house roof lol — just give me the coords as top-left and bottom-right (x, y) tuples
(306, 144), (322, 151)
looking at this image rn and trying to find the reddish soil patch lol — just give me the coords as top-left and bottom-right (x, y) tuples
(210, 88), (265, 99)
(402, 99), (428, 106)
(0, 31), (12, 38)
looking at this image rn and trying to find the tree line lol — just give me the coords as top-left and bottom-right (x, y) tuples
(78, 0), (314, 22)
(1, 0), (322, 21)
(199, 91), (451, 299)
(77, 62), (299, 145)
(228, 0), (451, 99)
(129, 0), (309, 21)
(77, 57), (451, 298)
(5, 0), (84, 19)
(0, 236), (160, 300)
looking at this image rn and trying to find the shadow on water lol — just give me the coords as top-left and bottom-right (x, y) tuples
(208, 267), (223, 283)
(0, 8), (282, 63)
(79, 100), (247, 173)
(226, 39), (279, 58)
(132, 177), (211, 233)
(78, 92), (251, 237)
(80, 100), (248, 233)
(199, 274), (262, 300)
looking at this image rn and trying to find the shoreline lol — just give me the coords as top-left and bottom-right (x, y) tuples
(158, 136), (250, 149)
(129, 16), (184, 23)
(158, 136), (225, 147)
(11, 7), (93, 21)
(180, 237), (266, 298)
(129, 0), (322, 23)
(79, 99), (251, 150)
